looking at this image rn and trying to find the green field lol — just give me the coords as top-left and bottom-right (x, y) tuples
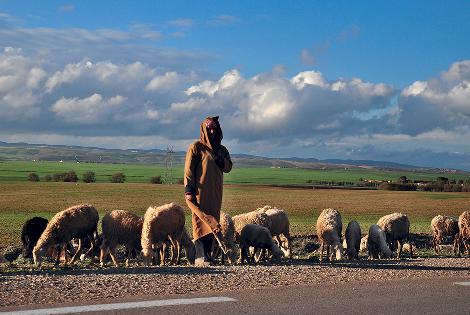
(1, 161), (469, 185)
(1, 181), (470, 251)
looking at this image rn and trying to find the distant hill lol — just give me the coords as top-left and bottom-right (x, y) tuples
(0, 140), (467, 174)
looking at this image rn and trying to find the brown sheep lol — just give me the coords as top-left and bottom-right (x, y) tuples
(430, 215), (459, 255)
(458, 211), (470, 256)
(316, 208), (343, 262)
(33, 204), (99, 267)
(377, 213), (412, 259)
(100, 210), (143, 267)
(141, 203), (186, 266)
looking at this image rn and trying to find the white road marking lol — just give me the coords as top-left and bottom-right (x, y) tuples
(453, 282), (470, 286)
(1, 296), (237, 315)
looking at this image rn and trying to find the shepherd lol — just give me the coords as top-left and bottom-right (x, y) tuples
(184, 116), (233, 267)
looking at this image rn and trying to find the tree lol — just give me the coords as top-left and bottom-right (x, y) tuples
(83, 171), (96, 183)
(398, 176), (408, 183)
(150, 175), (162, 184)
(111, 172), (126, 183)
(28, 173), (40, 182)
(64, 170), (78, 182)
(44, 174), (52, 182)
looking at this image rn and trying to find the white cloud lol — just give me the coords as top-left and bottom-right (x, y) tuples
(166, 19), (195, 28)
(146, 72), (181, 91)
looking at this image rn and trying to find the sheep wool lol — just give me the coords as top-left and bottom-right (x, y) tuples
(431, 215), (459, 255)
(377, 212), (412, 259)
(316, 208), (343, 262)
(458, 211), (470, 256)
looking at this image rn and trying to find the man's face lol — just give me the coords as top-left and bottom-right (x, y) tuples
(208, 127), (217, 141)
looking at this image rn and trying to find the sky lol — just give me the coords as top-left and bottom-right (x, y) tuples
(0, 1), (470, 169)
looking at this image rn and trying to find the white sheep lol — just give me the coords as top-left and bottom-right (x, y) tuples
(458, 211), (470, 256)
(377, 213), (412, 258)
(100, 210), (143, 267)
(238, 224), (283, 264)
(257, 206), (292, 258)
(211, 211), (237, 264)
(33, 204), (99, 267)
(367, 224), (392, 259)
(345, 220), (361, 260)
(141, 203), (186, 266)
(430, 215), (459, 255)
(316, 208), (343, 262)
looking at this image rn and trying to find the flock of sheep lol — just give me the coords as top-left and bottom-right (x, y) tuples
(3, 203), (470, 267)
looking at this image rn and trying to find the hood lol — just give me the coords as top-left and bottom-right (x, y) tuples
(199, 116), (223, 151)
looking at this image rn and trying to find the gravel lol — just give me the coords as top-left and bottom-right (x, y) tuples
(1, 257), (470, 308)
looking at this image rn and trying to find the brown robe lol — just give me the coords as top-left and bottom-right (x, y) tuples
(184, 116), (232, 240)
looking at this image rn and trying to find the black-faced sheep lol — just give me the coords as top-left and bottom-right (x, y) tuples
(33, 204), (99, 267)
(100, 210), (143, 267)
(257, 206), (292, 259)
(232, 210), (272, 242)
(431, 215), (459, 255)
(458, 211), (470, 256)
(238, 224), (283, 264)
(141, 203), (186, 266)
(316, 208), (343, 262)
(367, 224), (392, 259)
(377, 213), (412, 259)
(21, 217), (48, 260)
(345, 220), (361, 260)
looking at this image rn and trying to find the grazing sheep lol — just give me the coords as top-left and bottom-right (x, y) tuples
(360, 235), (368, 253)
(377, 213), (412, 259)
(21, 217), (49, 260)
(316, 208), (343, 262)
(257, 206), (292, 259)
(232, 210), (272, 242)
(100, 210), (143, 267)
(458, 211), (470, 256)
(180, 228), (196, 265)
(239, 224), (283, 264)
(212, 211), (237, 264)
(141, 203), (186, 266)
(345, 220), (361, 260)
(431, 215), (459, 255)
(33, 204), (99, 267)
(367, 224), (392, 259)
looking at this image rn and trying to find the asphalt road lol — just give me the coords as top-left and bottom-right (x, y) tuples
(3, 277), (470, 315)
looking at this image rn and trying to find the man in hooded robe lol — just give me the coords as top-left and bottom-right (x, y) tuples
(184, 116), (232, 266)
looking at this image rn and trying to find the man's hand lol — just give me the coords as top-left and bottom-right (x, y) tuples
(185, 193), (195, 202)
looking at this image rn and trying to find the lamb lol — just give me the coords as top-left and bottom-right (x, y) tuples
(211, 211), (237, 264)
(238, 224), (283, 264)
(232, 210), (272, 242)
(160, 227), (196, 265)
(457, 211), (470, 256)
(21, 217), (49, 260)
(345, 220), (361, 260)
(141, 203), (186, 266)
(316, 208), (343, 262)
(32, 204), (99, 267)
(377, 213), (412, 259)
(367, 224), (392, 259)
(100, 210), (143, 267)
(431, 215), (459, 255)
(257, 206), (292, 258)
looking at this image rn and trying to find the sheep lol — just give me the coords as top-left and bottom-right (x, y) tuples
(21, 217), (49, 260)
(360, 235), (368, 253)
(316, 208), (343, 262)
(377, 213), (412, 259)
(100, 210), (143, 267)
(257, 206), (292, 259)
(211, 211), (237, 264)
(32, 204), (99, 267)
(430, 215), (459, 255)
(458, 211), (470, 256)
(345, 220), (361, 260)
(160, 227), (196, 265)
(141, 203), (186, 266)
(232, 210), (272, 242)
(238, 224), (283, 264)
(367, 224), (392, 259)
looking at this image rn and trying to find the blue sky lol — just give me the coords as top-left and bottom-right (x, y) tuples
(1, 1), (470, 169)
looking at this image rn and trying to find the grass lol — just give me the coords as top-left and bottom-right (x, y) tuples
(2, 161), (470, 185)
(1, 181), (470, 251)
